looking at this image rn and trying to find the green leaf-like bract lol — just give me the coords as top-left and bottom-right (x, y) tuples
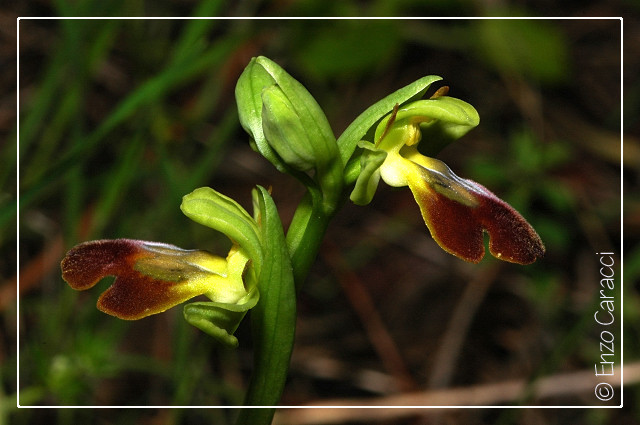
(239, 186), (296, 418)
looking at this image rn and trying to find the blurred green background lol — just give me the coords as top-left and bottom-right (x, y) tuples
(6, 2), (639, 425)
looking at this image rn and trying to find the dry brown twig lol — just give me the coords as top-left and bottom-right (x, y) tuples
(427, 262), (503, 388)
(274, 362), (638, 425)
(323, 238), (418, 393)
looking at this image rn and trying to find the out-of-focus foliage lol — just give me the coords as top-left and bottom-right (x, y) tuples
(473, 17), (570, 84)
(293, 20), (402, 82)
(6, 1), (636, 424)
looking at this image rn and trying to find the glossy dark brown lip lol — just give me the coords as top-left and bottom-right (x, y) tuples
(61, 239), (221, 320)
(408, 166), (545, 264)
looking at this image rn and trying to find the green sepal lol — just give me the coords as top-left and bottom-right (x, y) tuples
(349, 141), (387, 205)
(261, 85), (316, 172)
(337, 75), (442, 165)
(180, 187), (262, 272)
(183, 288), (259, 348)
(235, 57), (287, 172)
(375, 97), (480, 156)
(254, 56), (337, 159)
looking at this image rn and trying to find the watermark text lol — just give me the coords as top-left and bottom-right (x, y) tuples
(594, 252), (616, 402)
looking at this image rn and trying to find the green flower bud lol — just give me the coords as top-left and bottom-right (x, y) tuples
(235, 56), (345, 211)
(235, 57), (288, 172)
(261, 85), (316, 172)
(235, 56), (340, 178)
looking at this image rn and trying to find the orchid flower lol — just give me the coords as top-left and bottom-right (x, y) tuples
(350, 91), (545, 265)
(60, 187), (264, 347)
(59, 57), (546, 417)
(61, 239), (255, 319)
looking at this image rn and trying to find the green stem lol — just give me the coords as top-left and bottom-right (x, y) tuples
(286, 191), (333, 290)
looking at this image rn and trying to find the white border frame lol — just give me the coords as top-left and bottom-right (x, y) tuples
(16, 16), (624, 411)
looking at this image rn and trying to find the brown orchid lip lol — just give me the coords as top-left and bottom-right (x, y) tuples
(61, 239), (221, 320)
(408, 167), (545, 265)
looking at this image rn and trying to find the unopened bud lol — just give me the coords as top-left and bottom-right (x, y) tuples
(261, 85), (316, 172)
